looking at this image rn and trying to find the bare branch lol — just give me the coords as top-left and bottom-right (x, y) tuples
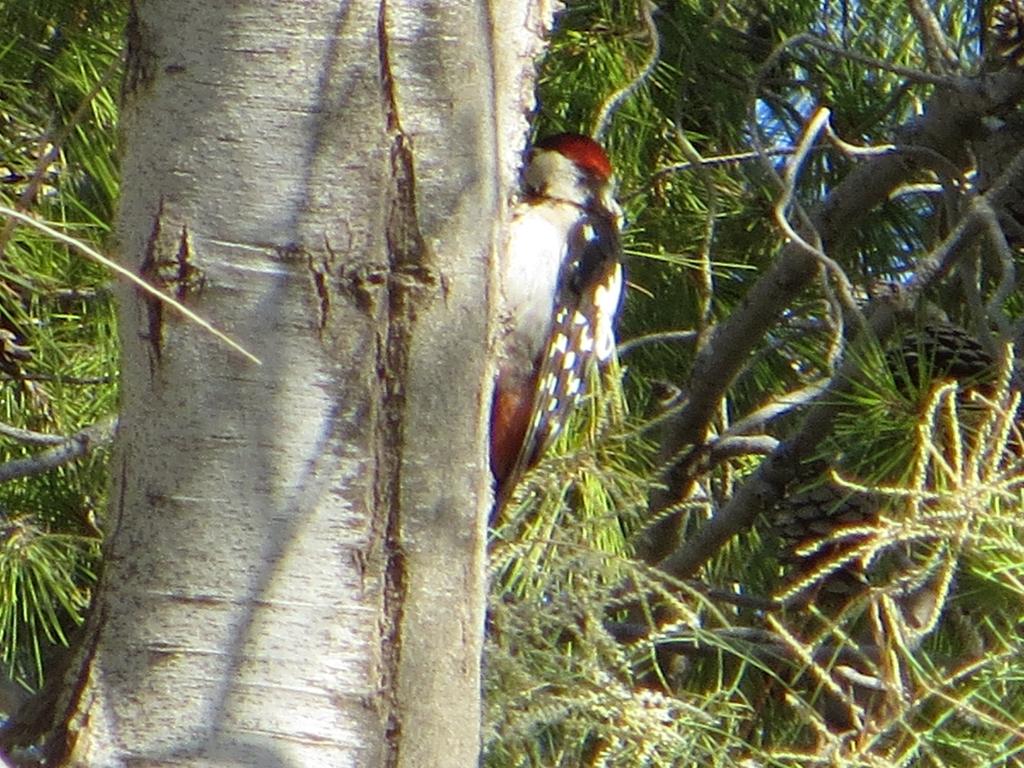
(665, 147), (795, 172)
(656, 147), (1024, 578)
(907, 0), (960, 74)
(796, 32), (962, 88)
(641, 71), (1024, 566)
(0, 423), (71, 447)
(974, 197), (1018, 338)
(771, 108), (864, 330)
(708, 435), (778, 461)
(0, 416), (117, 483)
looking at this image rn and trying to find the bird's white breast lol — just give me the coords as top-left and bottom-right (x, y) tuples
(501, 200), (581, 361)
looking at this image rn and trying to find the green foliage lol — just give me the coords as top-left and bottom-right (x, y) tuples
(3, 0), (1023, 763)
(0, 0), (122, 696)
(485, 555), (762, 767)
(492, 361), (650, 597)
(0, 517), (96, 682)
(488, 1), (1024, 766)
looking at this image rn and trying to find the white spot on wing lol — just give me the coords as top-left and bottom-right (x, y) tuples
(593, 264), (623, 361)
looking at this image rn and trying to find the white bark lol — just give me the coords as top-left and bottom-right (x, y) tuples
(39, 1), (548, 765)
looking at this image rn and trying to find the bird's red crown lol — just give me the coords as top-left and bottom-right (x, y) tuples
(533, 133), (613, 182)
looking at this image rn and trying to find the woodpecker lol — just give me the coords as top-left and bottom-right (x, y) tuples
(491, 133), (625, 504)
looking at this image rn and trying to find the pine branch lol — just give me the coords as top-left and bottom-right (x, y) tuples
(658, 142), (1024, 579)
(641, 67), (1024, 566)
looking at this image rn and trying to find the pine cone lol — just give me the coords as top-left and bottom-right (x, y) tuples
(772, 462), (879, 600)
(887, 323), (996, 392)
(991, 0), (1024, 67)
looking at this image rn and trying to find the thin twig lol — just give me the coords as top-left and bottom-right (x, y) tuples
(0, 52), (124, 262)
(617, 329), (698, 357)
(624, 146), (795, 205)
(650, 146), (797, 176)
(593, 0), (660, 141)
(798, 32), (963, 88)
(675, 128), (718, 331)
(772, 107), (864, 331)
(722, 380), (829, 438)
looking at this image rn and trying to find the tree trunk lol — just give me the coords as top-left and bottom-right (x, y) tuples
(38, 1), (545, 765)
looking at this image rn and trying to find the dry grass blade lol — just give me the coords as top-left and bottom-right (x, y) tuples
(0, 204), (262, 366)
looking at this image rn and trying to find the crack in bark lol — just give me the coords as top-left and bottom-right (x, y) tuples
(374, 2), (437, 765)
(136, 205), (206, 376)
(309, 239), (340, 332)
(169, 224), (204, 302)
(42, 600), (105, 767)
(122, 1), (155, 100)
(138, 200), (165, 369)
